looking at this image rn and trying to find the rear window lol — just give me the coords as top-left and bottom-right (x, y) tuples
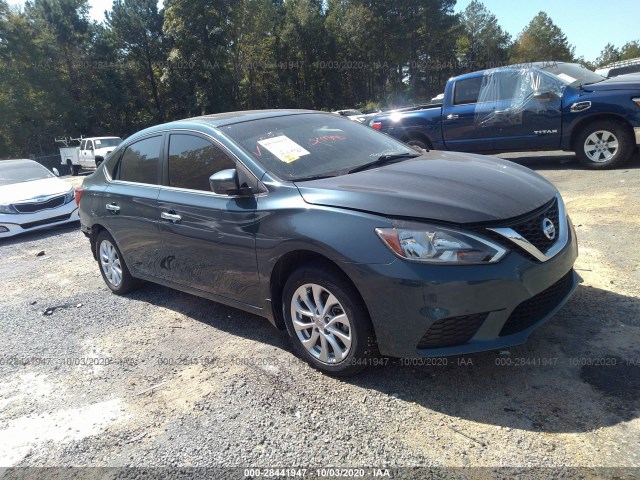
(453, 77), (483, 105)
(118, 136), (162, 184)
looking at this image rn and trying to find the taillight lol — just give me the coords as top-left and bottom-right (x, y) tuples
(372, 121), (382, 131)
(75, 187), (84, 206)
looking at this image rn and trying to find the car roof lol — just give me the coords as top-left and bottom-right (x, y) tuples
(125, 109), (325, 141)
(451, 61), (574, 82)
(86, 137), (121, 140)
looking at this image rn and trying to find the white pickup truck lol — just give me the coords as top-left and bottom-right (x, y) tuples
(58, 136), (122, 176)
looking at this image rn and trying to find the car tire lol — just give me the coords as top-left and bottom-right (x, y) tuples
(406, 138), (430, 150)
(95, 230), (141, 295)
(282, 262), (376, 376)
(575, 120), (635, 169)
(95, 158), (103, 168)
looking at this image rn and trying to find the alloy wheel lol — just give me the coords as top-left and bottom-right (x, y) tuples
(290, 283), (352, 364)
(99, 240), (123, 288)
(584, 130), (619, 163)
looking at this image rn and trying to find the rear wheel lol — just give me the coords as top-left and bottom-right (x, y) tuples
(96, 231), (141, 294)
(282, 262), (376, 376)
(575, 120), (634, 169)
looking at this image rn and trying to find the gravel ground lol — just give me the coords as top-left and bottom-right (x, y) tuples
(1, 154), (639, 478)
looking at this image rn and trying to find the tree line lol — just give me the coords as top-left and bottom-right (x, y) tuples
(0, 0), (638, 159)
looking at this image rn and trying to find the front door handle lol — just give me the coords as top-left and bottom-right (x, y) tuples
(446, 114), (459, 120)
(161, 211), (182, 223)
(106, 203), (120, 214)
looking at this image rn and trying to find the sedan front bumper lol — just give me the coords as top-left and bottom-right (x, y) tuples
(0, 205), (79, 238)
(347, 221), (579, 358)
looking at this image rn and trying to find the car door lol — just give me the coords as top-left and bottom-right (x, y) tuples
(485, 69), (563, 151)
(156, 132), (261, 306)
(441, 75), (495, 152)
(79, 140), (88, 167)
(102, 134), (164, 280)
(80, 140), (93, 167)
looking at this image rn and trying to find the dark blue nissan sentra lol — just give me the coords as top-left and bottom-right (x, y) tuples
(78, 110), (579, 375)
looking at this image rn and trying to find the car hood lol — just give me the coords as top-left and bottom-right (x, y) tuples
(0, 177), (71, 204)
(583, 73), (640, 91)
(294, 151), (558, 224)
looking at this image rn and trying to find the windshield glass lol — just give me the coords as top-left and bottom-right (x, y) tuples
(538, 62), (605, 87)
(0, 161), (54, 186)
(221, 113), (417, 181)
(93, 138), (122, 148)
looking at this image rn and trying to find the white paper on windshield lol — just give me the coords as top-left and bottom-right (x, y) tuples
(557, 73), (577, 84)
(258, 136), (310, 163)
(95, 139), (102, 145)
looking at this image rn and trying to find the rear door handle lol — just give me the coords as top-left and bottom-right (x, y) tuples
(106, 203), (120, 214)
(446, 114), (459, 120)
(161, 211), (182, 223)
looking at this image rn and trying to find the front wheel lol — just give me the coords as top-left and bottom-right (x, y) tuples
(96, 231), (141, 294)
(575, 121), (635, 169)
(282, 263), (376, 376)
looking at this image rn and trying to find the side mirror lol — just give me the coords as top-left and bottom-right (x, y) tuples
(533, 90), (559, 101)
(52, 167), (60, 177)
(209, 169), (253, 196)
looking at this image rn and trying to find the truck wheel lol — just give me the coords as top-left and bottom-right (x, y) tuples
(575, 120), (634, 169)
(95, 157), (103, 168)
(96, 231), (141, 295)
(72, 165), (80, 176)
(282, 262), (376, 376)
(406, 136), (431, 151)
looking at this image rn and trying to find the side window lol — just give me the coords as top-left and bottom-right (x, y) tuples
(80, 140), (86, 150)
(118, 136), (162, 184)
(168, 134), (236, 191)
(88, 141), (94, 150)
(453, 77), (483, 105)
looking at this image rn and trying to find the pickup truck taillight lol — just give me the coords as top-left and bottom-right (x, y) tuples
(633, 97), (640, 107)
(372, 121), (382, 131)
(75, 187), (84, 206)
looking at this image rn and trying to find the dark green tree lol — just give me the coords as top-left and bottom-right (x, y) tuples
(510, 12), (575, 64)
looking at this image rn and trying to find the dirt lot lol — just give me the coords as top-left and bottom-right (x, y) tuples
(1, 153), (639, 478)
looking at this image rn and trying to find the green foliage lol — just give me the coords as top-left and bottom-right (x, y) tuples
(456, 0), (511, 70)
(510, 12), (575, 64)
(0, 1), (631, 158)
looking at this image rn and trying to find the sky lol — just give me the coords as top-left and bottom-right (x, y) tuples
(453, 0), (639, 61)
(7, 0), (640, 63)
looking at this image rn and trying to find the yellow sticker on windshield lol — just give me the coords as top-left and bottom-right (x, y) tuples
(258, 136), (310, 164)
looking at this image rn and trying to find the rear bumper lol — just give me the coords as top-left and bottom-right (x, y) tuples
(0, 205), (79, 238)
(347, 221), (579, 358)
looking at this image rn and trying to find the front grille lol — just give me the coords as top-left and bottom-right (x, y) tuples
(13, 195), (65, 213)
(512, 198), (560, 254)
(417, 313), (488, 349)
(500, 271), (574, 336)
(21, 213), (72, 229)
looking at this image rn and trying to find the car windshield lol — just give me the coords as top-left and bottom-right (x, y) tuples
(93, 138), (122, 148)
(539, 62), (605, 87)
(0, 161), (54, 186)
(221, 113), (418, 181)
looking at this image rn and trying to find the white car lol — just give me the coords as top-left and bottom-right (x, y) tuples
(0, 159), (79, 238)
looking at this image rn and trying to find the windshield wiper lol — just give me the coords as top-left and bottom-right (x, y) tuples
(292, 174), (337, 182)
(348, 152), (421, 174)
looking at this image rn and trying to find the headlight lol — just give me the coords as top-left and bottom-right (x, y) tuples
(64, 187), (75, 204)
(0, 204), (17, 214)
(376, 226), (507, 264)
